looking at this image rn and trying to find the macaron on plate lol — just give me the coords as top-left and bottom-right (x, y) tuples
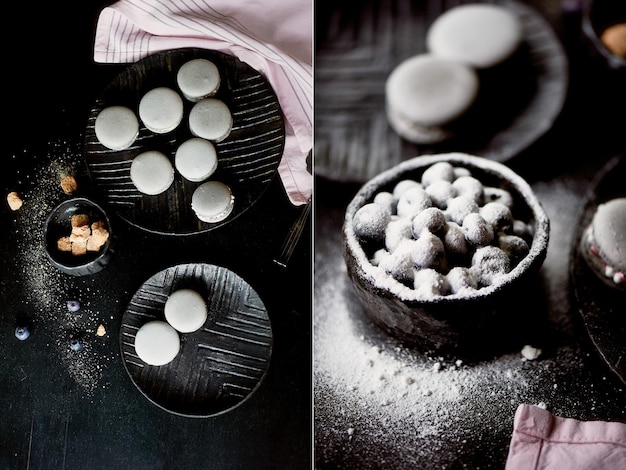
(120, 263), (272, 417)
(83, 48), (285, 235)
(315, 0), (568, 183)
(570, 153), (626, 386)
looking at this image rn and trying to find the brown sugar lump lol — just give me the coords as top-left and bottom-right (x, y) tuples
(90, 221), (110, 249)
(600, 23), (626, 58)
(60, 175), (78, 195)
(71, 238), (88, 256)
(71, 213), (90, 228)
(57, 236), (72, 252)
(7, 191), (23, 211)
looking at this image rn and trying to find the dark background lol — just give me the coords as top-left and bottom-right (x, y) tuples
(1, 3), (311, 469)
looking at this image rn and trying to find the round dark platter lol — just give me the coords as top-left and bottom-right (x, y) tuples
(120, 263), (273, 417)
(570, 154), (626, 386)
(84, 48), (285, 235)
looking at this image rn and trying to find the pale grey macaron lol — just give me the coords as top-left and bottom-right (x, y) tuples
(130, 150), (175, 195)
(175, 137), (218, 182)
(191, 180), (235, 223)
(176, 58), (221, 102)
(426, 3), (523, 69)
(139, 87), (184, 133)
(188, 98), (233, 142)
(94, 105), (139, 150)
(385, 54), (479, 144)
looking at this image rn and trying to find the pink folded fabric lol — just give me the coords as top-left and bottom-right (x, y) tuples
(506, 404), (626, 469)
(94, 0), (312, 206)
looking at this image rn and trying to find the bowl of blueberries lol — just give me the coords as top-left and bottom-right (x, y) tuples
(343, 153), (550, 353)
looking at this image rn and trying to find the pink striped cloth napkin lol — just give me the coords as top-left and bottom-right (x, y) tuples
(93, 0), (312, 206)
(506, 404), (626, 469)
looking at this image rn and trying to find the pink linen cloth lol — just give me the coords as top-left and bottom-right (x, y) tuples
(506, 404), (626, 469)
(93, 0), (312, 206)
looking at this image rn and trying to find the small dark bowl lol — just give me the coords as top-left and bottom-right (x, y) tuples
(582, 0), (626, 70)
(44, 197), (114, 276)
(343, 153), (550, 353)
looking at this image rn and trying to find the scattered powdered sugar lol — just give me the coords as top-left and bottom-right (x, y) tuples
(8, 141), (116, 399)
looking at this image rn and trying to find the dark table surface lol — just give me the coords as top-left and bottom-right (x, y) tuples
(0, 3), (311, 469)
(314, 1), (626, 469)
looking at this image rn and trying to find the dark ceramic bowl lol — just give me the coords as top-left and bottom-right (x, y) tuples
(343, 153), (550, 353)
(44, 197), (113, 276)
(582, 0), (626, 70)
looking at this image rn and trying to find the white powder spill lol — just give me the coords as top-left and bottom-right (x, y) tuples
(8, 141), (116, 399)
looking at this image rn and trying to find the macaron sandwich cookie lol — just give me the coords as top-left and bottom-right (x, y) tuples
(581, 197), (626, 289)
(130, 150), (175, 195)
(134, 320), (181, 366)
(426, 3), (523, 69)
(175, 137), (218, 182)
(188, 98), (233, 142)
(138, 87), (185, 134)
(94, 105), (139, 150)
(191, 181), (235, 223)
(176, 58), (221, 102)
(385, 54), (479, 144)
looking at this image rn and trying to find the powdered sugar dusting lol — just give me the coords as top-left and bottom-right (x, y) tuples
(8, 140), (116, 399)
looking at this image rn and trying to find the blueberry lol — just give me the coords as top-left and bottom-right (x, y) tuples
(15, 326), (30, 341)
(67, 300), (81, 312)
(69, 337), (84, 352)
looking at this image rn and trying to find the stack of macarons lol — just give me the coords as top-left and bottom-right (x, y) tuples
(385, 3), (523, 144)
(93, 56), (236, 223)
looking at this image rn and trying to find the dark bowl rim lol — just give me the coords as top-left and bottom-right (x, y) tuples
(43, 196), (113, 271)
(343, 152), (550, 305)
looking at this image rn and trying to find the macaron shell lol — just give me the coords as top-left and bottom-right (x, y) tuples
(385, 54), (479, 127)
(426, 4), (523, 69)
(130, 151), (175, 195)
(592, 198), (626, 272)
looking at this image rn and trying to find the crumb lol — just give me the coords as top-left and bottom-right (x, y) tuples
(7, 192), (23, 211)
(96, 324), (106, 337)
(60, 175), (78, 195)
(521, 344), (542, 361)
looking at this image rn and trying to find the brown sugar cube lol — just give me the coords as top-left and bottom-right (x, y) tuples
(71, 239), (88, 256)
(601, 23), (626, 58)
(7, 192), (23, 211)
(57, 236), (72, 252)
(90, 221), (110, 247)
(87, 236), (104, 252)
(71, 213), (90, 228)
(70, 224), (91, 242)
(60, 175), (78, 195)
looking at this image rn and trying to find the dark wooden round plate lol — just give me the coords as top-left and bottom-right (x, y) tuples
(570, 154), (625, 386)
(120, 263), (273, 417)
(84, 48), (285, 235)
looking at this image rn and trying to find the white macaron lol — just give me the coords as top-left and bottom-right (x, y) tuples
(94, 105), (139, 150)
(191, 181), (235, 223)
(426, 4), (523, 69)
(385, 54), (479, 144)
(130, 150), (175, 195)
(134, 320), (180, 366)
(164, 288), (208, 333)
(188, 98), (233, 142)
(139, 87), (184, 133)
(174, 137), (218, 182)
(177, 58), (221, 102)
